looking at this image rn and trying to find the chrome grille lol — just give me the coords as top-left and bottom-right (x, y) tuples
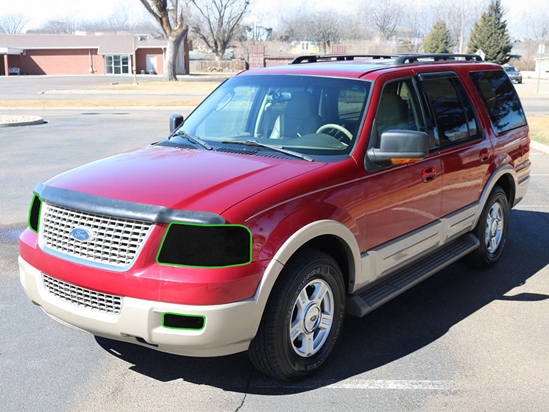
(43, 274), (122, 314)
(41, 203), (152, 268)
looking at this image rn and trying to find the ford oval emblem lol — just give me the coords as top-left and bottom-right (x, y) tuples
(70, 227), (94, 242)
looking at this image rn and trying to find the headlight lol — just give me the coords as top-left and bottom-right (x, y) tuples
(28, 195), (42, 233)
(157, 223), (252, 267)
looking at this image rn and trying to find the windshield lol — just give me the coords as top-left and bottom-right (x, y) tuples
(504, 66), (517, 72)
(174, 74), (371, 158)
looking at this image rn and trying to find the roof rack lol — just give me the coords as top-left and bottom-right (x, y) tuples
(290, 53), (483, 65)
(291, 54), (395, 64)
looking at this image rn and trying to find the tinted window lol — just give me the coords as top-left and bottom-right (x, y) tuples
(376, 79), (426, 137)
(421, 77), (480, 146)
(469, 70), (527, 134)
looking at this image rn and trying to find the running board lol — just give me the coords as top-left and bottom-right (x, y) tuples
(346, 233), (479, 317)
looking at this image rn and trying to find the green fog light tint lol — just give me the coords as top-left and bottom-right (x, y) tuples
(163, 313), (205, 330)
(28, 195), (42, 233)
(157, 222), (252, 268)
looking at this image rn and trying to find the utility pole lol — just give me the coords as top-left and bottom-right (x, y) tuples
(537, 43), (545, 95)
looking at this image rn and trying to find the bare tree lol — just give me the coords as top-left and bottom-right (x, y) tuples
(0, 13), (29, 34)
(521, 9), (549, 40)
(107, 5), (137, 34)
(430, 1), (486, 53)
(190, 0), (250, 61)
(139, 0), (189, 81)
(37, 18), (79, 34)
(307, 11), (342, 53)
(338, 6), (376, 41)
(369, 1), (401, 41)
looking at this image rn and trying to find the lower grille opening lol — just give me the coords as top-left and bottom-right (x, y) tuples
(42, 274), (122, 315)
(163, 313), (205, 330)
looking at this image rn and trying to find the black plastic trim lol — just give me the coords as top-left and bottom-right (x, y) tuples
(291, 53), (483, 65)
(34, 183), (225, 225)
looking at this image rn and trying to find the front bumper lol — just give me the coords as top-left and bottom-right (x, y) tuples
(19, 256), (264, 357)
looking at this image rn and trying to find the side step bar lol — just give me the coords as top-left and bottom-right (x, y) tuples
(346, 233), (479, 317)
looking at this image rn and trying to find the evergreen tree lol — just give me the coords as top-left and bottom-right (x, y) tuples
(423, 20), (454, 53)
(467, 0), (512, 64)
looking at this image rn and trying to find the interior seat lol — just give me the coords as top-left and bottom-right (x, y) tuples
(270, 91), (322, 139)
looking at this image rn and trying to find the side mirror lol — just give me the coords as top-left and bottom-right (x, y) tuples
(367, 130), (429, 166)
(170, 114), (184, 133)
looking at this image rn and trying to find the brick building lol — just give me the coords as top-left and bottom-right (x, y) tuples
(0, 34), (189, 76)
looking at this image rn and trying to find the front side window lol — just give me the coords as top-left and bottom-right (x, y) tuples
(375, 78), (426, 137)
(469, 70), (527, 134)
(174, 75), (372, 158)
(421, 76), (480, 145)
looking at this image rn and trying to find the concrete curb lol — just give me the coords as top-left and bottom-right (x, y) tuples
(0, 115), (45, 127)
(531, 140), (549, 155)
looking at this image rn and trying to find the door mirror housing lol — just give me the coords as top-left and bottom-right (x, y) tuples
(170, 114), (184, 134)
(367, 130), (429, 166)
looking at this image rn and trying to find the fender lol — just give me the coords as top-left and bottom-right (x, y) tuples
(247, 220), (361, 335)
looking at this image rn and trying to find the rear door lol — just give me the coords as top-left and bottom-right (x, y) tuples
(418, 72), (491, 217)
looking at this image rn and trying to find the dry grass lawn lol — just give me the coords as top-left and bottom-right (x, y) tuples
(94, 80), (223, 93)
(528, 115), (549, 146)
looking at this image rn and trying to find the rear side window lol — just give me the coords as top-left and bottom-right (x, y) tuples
(421, 77), (480, 146)
(469, 70), (527, 134)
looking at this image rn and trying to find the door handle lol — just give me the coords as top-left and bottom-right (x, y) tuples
(422, 166), (436, 183)
(479, 148), (491, 162)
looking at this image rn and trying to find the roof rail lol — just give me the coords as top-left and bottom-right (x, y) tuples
(291, 54), (395, 64)
(290, 53), (483, 65)
(393, 53), (483, 64)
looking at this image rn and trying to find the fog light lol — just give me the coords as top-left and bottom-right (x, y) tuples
(163, 313), (205, 330)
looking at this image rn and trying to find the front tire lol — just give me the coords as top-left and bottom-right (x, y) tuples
(466, 186), (509, 268)
(248, 249), (346, 381)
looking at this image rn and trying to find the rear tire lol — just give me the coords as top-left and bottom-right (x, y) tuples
(466, 186), (509, 268)
(248, 249), (345, 381)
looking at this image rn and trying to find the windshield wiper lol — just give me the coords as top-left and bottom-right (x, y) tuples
(173, 131), (213, 150)
(221, 139), (313, 162)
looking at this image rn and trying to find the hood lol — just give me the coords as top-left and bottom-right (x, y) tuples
(45, 145), (326, 215)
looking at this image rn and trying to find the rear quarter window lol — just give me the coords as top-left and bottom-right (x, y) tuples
(469, 71), (527, 134)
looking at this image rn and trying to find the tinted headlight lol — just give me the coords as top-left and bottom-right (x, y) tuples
(28, 195), (42, 233)
(157, 223), (252, 267)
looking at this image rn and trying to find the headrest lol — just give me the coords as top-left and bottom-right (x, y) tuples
(286, 92), (316, 119)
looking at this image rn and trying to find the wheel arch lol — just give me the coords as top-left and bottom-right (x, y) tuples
(474, 164), (517, 228)
(250, 220), (360, 332)
(271, 220), (361, 292)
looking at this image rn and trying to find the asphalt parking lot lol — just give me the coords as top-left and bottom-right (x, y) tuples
(1, 75), (549, 412)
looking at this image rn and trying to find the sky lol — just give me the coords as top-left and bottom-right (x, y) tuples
(0, 0), (547, 38)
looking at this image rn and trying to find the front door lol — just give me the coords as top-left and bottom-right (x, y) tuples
(359, 77), (443, 282)
(146, 55), (158, 74)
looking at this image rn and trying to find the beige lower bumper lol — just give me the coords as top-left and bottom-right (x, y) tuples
(19, 256), (264, 357)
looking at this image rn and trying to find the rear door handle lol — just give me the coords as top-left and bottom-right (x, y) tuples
(422, 166), (437, 183)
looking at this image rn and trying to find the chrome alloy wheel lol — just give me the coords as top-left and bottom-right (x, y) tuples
(289, 279), (334, 358)
(485, 202), (504, 254)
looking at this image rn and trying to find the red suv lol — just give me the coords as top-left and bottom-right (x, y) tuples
(19, 54), (530, 381)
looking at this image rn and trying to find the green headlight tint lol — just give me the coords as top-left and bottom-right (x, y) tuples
(157, 222), (252, 268)
(28, 195), (42, 233)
